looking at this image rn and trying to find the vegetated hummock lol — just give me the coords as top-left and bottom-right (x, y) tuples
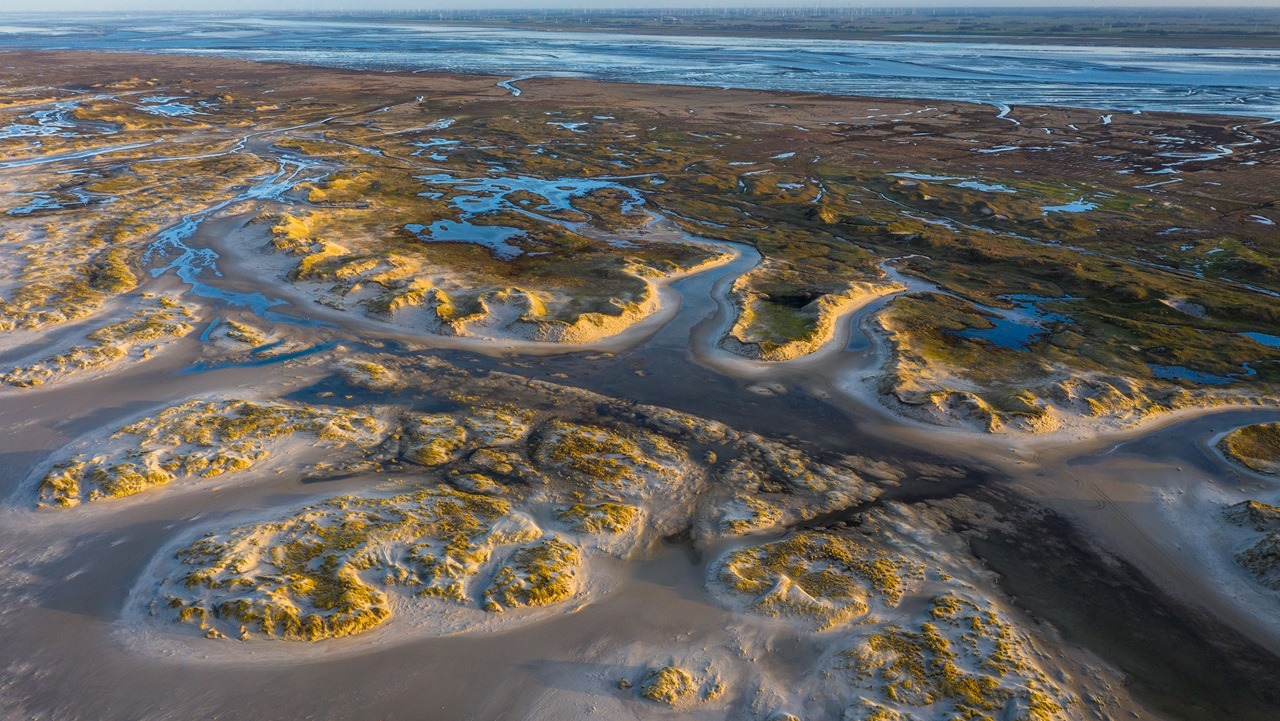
(38, 398), (387, 507)
(1225, 496), (1280, 591)
(84, 350), (1108, 717)
(130, 353), (1087, 716)
(135, 352), (897, 642)
(2, 294), (194, 388)
(1219, 423), (1280, 474)
(639, 664), (724, 707)
(711, 505), (1071, 721)
(163, 488), (573, 641)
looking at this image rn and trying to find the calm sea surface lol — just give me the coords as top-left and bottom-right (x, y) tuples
(2, 14), (1279, 117)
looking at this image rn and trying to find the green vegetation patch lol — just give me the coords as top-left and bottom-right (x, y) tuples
(1219, 423), (1280, 474)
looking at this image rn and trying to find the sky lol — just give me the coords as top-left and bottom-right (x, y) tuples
(14, 1), (1280, 12)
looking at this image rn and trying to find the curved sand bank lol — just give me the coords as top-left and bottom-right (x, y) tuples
(854, 299), (1280, 445)
(699, 253), (1280, 446)
(687, 257), (1280, 452)
(389, 241), (738, 346)
(190, 203), (746, 359)
(244, 168), (1276, 452)
(689, 252), (910, 386)
(717, 278), (906, 362)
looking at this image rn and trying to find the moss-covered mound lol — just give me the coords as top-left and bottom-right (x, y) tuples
(1220, 423), (1280, 474)
(38, 399), (385, 507)
(640, 665), (698, 706)
(162, 488), (582, 641)
(716, 530), (922, 630)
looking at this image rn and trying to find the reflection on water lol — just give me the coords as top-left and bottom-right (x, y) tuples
(405, 171), (648, 258)
(1042, 197), (1099, 214)
(958, 294), (1073, 350)
(1148, 363), (1236, 385)
(1242, 331), (1280, 348)
(416, 171), (644, 218)
(890, 172), (1017, 194)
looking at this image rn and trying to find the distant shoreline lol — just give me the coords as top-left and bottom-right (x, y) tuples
(2, 27), (1276, 120)
(6, 46), (1274, 125)
(5, 8), (1279, 49)
(375, 19), (1280, 50)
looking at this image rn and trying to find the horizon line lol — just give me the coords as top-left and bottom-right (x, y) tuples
(4, 5), (1280, 14)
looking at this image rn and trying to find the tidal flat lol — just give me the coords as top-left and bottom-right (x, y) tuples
(0, 48), (1279, 721)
